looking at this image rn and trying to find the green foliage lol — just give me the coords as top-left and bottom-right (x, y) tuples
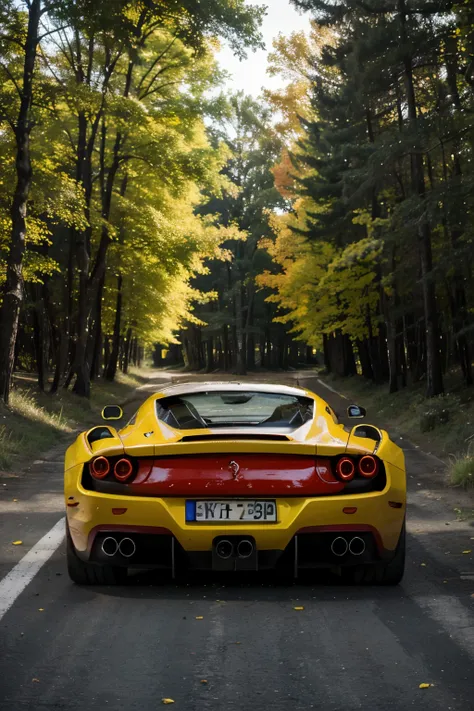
(449, 455), (474, 490)
(181, 92), (294, 371)
(261, 1), (474, 391)
(0, 0), (266, 393)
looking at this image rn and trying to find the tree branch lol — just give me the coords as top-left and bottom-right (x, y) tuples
(137, 34), (178, 92)
(38, 24), (70, 42)
(0, 34), (25, 51)
(0, 61), (23, 99)
(139, 79), (180, 101)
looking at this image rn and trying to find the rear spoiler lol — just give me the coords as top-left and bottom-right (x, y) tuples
(179, 433), (290, 443)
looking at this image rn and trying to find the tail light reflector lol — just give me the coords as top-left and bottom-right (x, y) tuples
(336, 457), (355, 481)
(91, 456), (110, 479)
(114, 458), (134, 482)
(359, 455), (379, 478)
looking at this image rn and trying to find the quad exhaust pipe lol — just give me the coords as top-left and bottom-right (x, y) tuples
(331, 537), (349, 557)
(102, 537), (119, 557)
(236, 540), (254, 559)
(348, 536), (365, 556)
(330, 536), (366, 557)
(118, 537), (136, 558)
(215, 539), (234, 559)
(215, 539), (255, 559)
(101, 536), (136, 558)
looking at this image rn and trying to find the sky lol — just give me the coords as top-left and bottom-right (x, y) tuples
(217, 0), (311, 97)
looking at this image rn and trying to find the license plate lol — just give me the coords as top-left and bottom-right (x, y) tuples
(186, 500), (277, 522)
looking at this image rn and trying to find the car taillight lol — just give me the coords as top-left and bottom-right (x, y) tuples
(336, 457), (355, 481)
(90, 456), (110, 479)
(358, 455), (379, 478)
(114, 458), (134, 482)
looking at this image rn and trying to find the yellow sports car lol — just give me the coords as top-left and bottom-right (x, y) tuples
(64, 382), (406, 585)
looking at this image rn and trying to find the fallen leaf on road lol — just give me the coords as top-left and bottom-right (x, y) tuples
(420, 563), (427, 567)
(462, 550), (472, 554)
(195, 616), (204, 620)
(200, 680), (208, 684)
(12, 540), (22, 545)
(162, 699), (175, 704)
(419, 683), (432, 689)
(443, 580), (448, 584)
(294, 606), (304, 610)
(32, 679), (40, 683)
(38, 608), (44, 612)
(13, 499), (18, 502)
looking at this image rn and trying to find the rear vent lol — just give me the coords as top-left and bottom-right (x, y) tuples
(353, 425), (381, 442)
(179, 434), (290, 442)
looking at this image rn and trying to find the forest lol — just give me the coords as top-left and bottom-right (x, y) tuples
(1, 0), (474, 403)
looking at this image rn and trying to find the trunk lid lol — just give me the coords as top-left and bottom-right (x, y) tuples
(128, 452), (344, 497)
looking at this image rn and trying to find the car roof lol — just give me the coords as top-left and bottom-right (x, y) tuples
(154, 381), (315, 399)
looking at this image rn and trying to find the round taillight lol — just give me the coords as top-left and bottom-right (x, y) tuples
(336, 457), (355, 481)
(359, 455), (379, 478)
(114, 458), (134, 482)
(91, 456), (110, 479)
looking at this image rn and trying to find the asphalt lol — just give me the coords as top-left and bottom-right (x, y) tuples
(1, 370), (474, 711)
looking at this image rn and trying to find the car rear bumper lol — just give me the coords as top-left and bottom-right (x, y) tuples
(66, 462), (406, 567)
(80, 524), (395, 573)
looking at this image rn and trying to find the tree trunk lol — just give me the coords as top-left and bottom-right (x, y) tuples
(89, 274), (104, 381)
(399, 0), (443, 397)
(103, 336), (110, 374)
(122, 328), (133, 374)
(205, 337), (214, 373)
(0, 0), (41, 403)
(235, 282), (246, 375)
(322, 334), (331, 373)
(32, 300), (45, 392)
(105, 274), (123, 381)
(357, 339), (374, 380)
(222, 326), (230, 371)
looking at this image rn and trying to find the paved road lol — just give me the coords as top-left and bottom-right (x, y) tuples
(1, 372), (474, 711)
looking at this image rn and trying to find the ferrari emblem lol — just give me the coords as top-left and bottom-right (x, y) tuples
(228, 460), (240, 479)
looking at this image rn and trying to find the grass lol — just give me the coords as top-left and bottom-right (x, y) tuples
(448, 452), (474, 490)
(0, 368), (147, 472)
(321, 370), (474, 462)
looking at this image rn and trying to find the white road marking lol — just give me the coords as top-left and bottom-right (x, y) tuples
(315, 378), (348, 400)
(0, 517), (65, 622)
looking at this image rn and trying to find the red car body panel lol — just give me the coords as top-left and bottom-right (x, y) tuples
(127, 454), (345, 497)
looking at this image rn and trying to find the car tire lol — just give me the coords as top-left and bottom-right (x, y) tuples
(66, 524), (127, 585)
(344, 522), (405, 586)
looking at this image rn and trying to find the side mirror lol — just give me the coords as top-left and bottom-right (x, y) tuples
(101, 405), (123, 421)
(347, 404), (366, 419)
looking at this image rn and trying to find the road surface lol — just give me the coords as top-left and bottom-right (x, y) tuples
(1, 371), (473, 711)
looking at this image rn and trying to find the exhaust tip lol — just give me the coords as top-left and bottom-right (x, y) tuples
(119, 537), (136, 558)
(349, 536), (366, 556)
(237, 540), (254, 559)
(215, 540), (233, 559)
(102, 536), (119, 557)
(331, 536), (349, 557)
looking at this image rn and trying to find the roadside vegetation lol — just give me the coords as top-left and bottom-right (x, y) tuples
(322, 370), (474, 485)
(0, 1), (264, 403)
(449, 454), (474, 492)
(256, 3), (474, 402)
(0, 370), (145, 471)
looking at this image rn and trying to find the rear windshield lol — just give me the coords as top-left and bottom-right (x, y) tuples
(155, 391), (314, 430)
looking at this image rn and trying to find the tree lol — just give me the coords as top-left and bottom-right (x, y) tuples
(0, 0), (265, 401)
(259, 1), (474, 395)
(182, 93), (301, 374)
